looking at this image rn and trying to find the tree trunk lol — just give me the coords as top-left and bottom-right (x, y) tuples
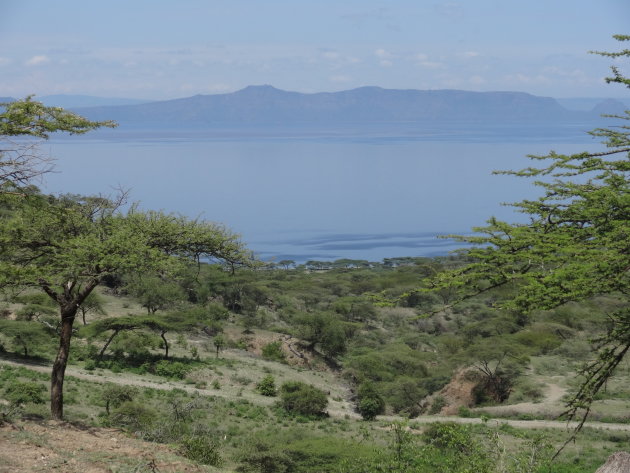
(99, 329), (120, 359)
(160, 330), (169, 359)
(51, 310), (76, 420)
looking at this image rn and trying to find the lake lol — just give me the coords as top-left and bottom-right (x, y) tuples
(43, 125), (600, 263)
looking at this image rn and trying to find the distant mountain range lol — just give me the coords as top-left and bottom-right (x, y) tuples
(2, 87), (628, 128)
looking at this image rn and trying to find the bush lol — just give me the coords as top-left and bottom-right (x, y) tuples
(261, 341), (286, 363)
(102, 384), (137, 415)
(154, 360), (189, 379)
(422, 422), (477, 453)
(109, 401), (157, 431)
(428, 395), (447, 415)
(256, 375), (277, 397)
(237, 438), (294, 473)
(5, 381), (46, 406)
(179, 435), (222, 466)
(279, 381), (328, 417)
(356, 382), (385, 420)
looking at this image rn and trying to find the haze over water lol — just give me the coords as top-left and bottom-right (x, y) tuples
(43, 125), (600, 263)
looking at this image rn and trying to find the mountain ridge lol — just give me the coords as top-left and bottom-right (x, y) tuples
(69, 85), (592, 126)
(3, 87), (628, 128)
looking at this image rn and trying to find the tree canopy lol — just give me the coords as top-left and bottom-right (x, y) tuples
(423, 35), (629, 433)
(0, 96), (116, 189)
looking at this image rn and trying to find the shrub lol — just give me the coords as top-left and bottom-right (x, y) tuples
(102, 384), (137, 415)
(428, 395), (447, 415)
(356, 382), (385, 420)
(279, 381), (328, 417)
(261, 341), (286, 363)
(256, 375), (277, 397)
(237, 438), (294, 473)
(109, 401), (157, 432)
(5, 381), (45, 406)
(422, 422), (476, 453)
(179, 435), (222, 466)
(154, 360), (189, 379)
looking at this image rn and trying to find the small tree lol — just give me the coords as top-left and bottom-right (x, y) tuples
(125, 276), (185, 314)
(78, 292), (106, 325)
(256, 375), (277, 397)
(0, 320), (54, 357)
(101, 384), (137, 416)
(296, 312), (348, 359)
(356, 382), (385, 420)
(279, 381), (328, 416)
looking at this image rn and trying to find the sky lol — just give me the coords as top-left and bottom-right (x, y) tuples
(0, 1), (628, 100)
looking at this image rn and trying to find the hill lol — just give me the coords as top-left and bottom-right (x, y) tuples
(74, 85), (591, 127)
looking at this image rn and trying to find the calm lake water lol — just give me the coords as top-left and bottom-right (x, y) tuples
(44, 126), (600, 263)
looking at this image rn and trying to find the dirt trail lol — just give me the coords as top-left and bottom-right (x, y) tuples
(2, 357), (630, 432)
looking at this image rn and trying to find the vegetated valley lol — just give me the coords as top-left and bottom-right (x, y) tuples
(1, 257), (629, 472)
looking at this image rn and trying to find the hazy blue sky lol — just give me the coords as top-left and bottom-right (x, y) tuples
(0, 1), (628, 99)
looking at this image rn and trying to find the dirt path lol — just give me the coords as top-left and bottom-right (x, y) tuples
(3, 357), (630, 432)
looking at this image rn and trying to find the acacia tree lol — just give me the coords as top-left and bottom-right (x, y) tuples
(0, 96), (115, 189)
(125, 275), (185, 314)
(423, 35), (629, 432)
(0, 192), (252, 419)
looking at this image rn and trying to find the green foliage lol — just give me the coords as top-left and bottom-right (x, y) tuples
(0, 319), (54, 357)
(0, 97), (116, 189)
(256, 375), (277, 397)
(15, 303), (56, 321)
(261, 341), (286, 363)
(5, 381), (46, 406)
(154, 360), (189, 379)
(237, 437), (294, 473)
(279, 381), (328, 417)
(296, 311), (349, 358)
(356, 382), (385, 420)
(77, 292), (106, 324)
(125, 276), (185, 314)
(179, 435), (223, 466)
(101, 384), (137, 415)
(0, 96), (116, 139)
(109, 401), (158, 432)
